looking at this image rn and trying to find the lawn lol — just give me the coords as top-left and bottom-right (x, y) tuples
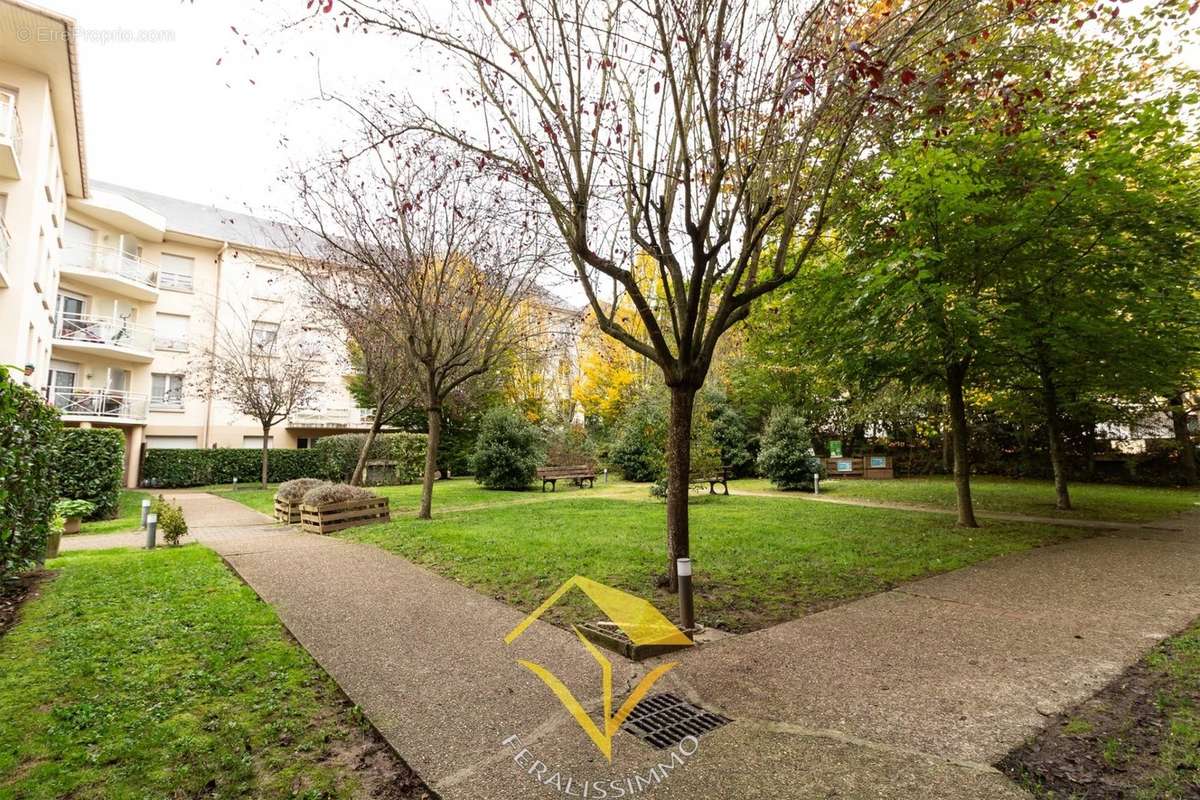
(0, 546), (423, 799)
(76, 489), (150, 535)
(206, 476), (640, 517)
(341, 494), (1089, 633)
(734, 475), (1199, 523)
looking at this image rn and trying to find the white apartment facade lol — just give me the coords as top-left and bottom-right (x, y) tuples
(1, 0), (372, 487)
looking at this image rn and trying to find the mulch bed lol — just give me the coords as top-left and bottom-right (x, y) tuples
(996, 644), (1190, 798)
(0, 570), (51, 641)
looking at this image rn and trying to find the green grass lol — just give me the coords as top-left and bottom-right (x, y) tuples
(734, 475), (1199, 523)
(206, 477), (642, 517)
(76, 489), (150, 535)
(0, 546), (376, 799)
(341, 494), (1088, 633)
(1138, 619), (1200, 799)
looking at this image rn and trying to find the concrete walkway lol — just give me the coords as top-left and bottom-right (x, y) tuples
(60, 494), (1200, 799)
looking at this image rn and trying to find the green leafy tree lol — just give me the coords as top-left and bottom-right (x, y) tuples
(757, 407), (824, 491)
(472, 408), (543, 490)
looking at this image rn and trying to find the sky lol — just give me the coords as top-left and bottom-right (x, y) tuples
(42, 0), (1200, 223)
(47, 0), (433, 215)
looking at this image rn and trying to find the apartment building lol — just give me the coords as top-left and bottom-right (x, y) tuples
(1, 0), (373, 487)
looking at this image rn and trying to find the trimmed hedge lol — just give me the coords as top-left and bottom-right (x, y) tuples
(58, 428), (125, 519)
(312, 432), (427, 484)
(142, 448), (325, 488)
(1, 373), (62, 574)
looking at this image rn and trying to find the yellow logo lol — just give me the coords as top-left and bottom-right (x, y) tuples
(505, 576), (693, 762)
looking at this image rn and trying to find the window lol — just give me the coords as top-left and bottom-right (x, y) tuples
(146, 435), (198, 450)
(0, 87), (16, 142)
(253, 264), (285, 301)
(159, 253), (194, 291)
(242, 435), (274, 449)
(151, 373), (185, 410)
(251, 321), (279, 351)
(154, 312), (189, 351)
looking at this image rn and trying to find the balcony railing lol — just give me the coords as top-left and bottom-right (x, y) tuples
(159, 271), (193, 291)
(45, 386), (148, 423)
(0, 217), (10, 277)
(0, 101), (21, 161)
(54, 313), (155, 354)
(61, 244), (159, 290)
(288, 407), (377, 428)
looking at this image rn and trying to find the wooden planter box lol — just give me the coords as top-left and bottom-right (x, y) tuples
(274, 497), (302, 524)
(300, 497), (390, 535)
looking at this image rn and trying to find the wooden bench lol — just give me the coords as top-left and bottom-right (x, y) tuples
(537, 465), (596, 492)
(697, 464), (732, 495)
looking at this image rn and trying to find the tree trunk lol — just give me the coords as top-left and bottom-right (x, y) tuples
(1168, 391), (1197, 486)
(260, 423), (270, 488)
(419, 406), (442, 520)
(944, 362), (978, 527)
(1038, 361), (1072, 510)
(1082, 419), (1097, 480)
(941, 421), (953, 474)
(665, 387), (696, 593)
(350, 411), (386, 487)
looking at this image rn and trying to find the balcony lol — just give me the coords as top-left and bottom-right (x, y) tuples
(60, 244), (159, 301)
(45, 386), (148, 425)
(53, 314), (155, 363)
(287, 407), (378, 429)
(0, 102), (20, 179)
(0, 217), (10, 288)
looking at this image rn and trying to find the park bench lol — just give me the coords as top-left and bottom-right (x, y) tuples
(696, 464), (732, 495)
(537, 464), (596, 492)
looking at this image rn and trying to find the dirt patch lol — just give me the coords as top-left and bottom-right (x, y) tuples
(325, 718), (436, 800)
(997, 630), (1196, 798)
(0, 570), (51, 640)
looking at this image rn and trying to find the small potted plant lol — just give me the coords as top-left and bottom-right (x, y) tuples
(45, 512), (65, 560)
(54, 499), (96, 535)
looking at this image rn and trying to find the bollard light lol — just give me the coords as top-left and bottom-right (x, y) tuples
(677, 557), (695, 638)
(232, 477), (238, 491)
(141, 498), (151, 528)
(145, 513), (158, 550)
(814, 473), (820, 495)
(603, 468), (608, 484)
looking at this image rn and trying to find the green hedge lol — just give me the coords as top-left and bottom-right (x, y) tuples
(142, 448), (326, 488)
(58, 428), (125, 519)
(312, 432), (427, 484)
(1, 372), (62, 574)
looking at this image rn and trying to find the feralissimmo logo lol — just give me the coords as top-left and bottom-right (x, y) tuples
(504, 576), (693, 763)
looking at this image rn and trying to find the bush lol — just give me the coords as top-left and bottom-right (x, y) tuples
(58, 428), (124, 519)
(142, 448), (326, 488)
(311, 432), (427, 484)
(54, 499), (95, 519)
(706, 392), (757, 477)
(301, 483), (378, 507)
(0, 372), (62, 574)
(472, 407), (542, 490)
(275, 478), (328, 504)
(151, 495), (188, 546)
(757, 406), (824, 491)
(609, 392), (669, 482)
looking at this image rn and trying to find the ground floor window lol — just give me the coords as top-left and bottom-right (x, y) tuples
(242, 435), (274, 449)
(145, 435), (198, 449)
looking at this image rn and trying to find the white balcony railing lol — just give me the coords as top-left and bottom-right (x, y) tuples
(45, 386), (149, 422)
(288, 407), (377, 427)
(61, 244), (159, 290)
(0, 100), (21, 160)
(159, 271), (193, 291)
(55, 313), (155, 354)
(0, 217), (10, 276)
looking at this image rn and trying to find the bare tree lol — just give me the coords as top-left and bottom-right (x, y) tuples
(192, 302), (321, 487)
(287, 143), (544, 518)
(309, 0), (1016, 600)
(339, 298), (418, 486)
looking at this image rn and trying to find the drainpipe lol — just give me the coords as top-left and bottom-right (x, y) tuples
(201, 242), (227, 448)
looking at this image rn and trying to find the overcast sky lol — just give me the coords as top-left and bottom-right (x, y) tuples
(50, 0), (430, 215)
(47, 0), (1200, 220)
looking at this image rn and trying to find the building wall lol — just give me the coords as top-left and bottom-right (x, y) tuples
(0, 61), (67, 389)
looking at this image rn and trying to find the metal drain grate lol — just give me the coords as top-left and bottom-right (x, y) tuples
(620, 692), (731, 749)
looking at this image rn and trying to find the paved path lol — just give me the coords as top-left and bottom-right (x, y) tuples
(61, 494), (1200, 799)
